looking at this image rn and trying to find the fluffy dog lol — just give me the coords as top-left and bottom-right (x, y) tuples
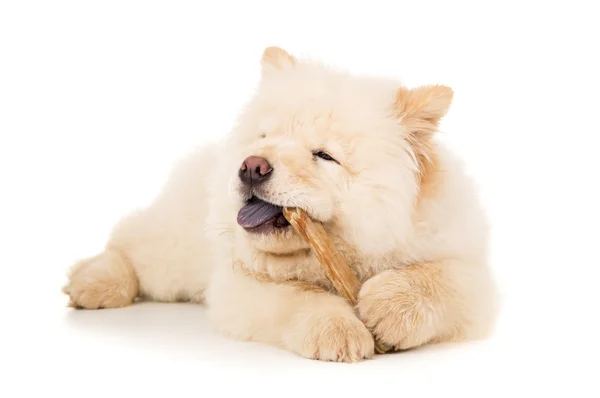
(63, 47), (498, 362)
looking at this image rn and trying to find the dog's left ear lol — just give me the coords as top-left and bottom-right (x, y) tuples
(395, 85), (453, 128)
(395, 85), (453, 196)
(261, 46), (297, 76)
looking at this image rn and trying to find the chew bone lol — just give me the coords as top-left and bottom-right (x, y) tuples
(283, 207), (392, 354)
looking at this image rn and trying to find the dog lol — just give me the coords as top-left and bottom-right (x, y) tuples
(63, 46), (498, 362)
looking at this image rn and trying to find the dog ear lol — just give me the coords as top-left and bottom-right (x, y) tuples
(261, 46), (296, 76)
(395, 85), (453, 197)
(395, 85), (453, 128)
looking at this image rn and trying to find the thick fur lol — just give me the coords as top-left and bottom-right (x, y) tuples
(63, 47), (498, 362)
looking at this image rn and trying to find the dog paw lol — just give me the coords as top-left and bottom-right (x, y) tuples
(285, 309), (375, 363)
(357, 269), (438, 350)
(62, 250), (138, 309)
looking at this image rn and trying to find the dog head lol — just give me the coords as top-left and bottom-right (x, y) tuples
(227, 47), (453, 256)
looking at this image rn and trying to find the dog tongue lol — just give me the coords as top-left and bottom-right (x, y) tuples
(237, 197), (283, 228)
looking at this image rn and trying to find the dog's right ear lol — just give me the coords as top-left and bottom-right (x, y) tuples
(261, 46), (296, 76)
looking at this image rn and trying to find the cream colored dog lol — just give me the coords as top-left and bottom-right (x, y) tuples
(63, 47), (498, 362)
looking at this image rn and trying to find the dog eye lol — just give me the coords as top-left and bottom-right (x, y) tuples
(313, 151), (336, 162)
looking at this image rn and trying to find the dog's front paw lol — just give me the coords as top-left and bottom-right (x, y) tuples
(285, 308), (375, 363)
(357, 269), (438, 350)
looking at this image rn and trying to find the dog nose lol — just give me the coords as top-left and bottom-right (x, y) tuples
(239, 156), (273, 185)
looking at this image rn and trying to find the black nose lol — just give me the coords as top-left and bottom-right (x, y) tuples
(239, 156), (273, 185)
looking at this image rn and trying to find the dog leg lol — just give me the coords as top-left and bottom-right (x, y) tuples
(206, 266), (375, 362)
(63, 206), (214, 307)
(63, 248), (138, 309)
(357, 259), (498, 350)
(62, 146), (220, 308)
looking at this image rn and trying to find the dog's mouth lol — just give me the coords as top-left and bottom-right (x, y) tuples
(236, 196), (290, 232)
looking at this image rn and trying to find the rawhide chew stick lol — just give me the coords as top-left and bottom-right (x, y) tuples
(282, 207), (392, 354)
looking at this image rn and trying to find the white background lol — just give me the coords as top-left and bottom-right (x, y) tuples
(1, 1), (599, 397)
